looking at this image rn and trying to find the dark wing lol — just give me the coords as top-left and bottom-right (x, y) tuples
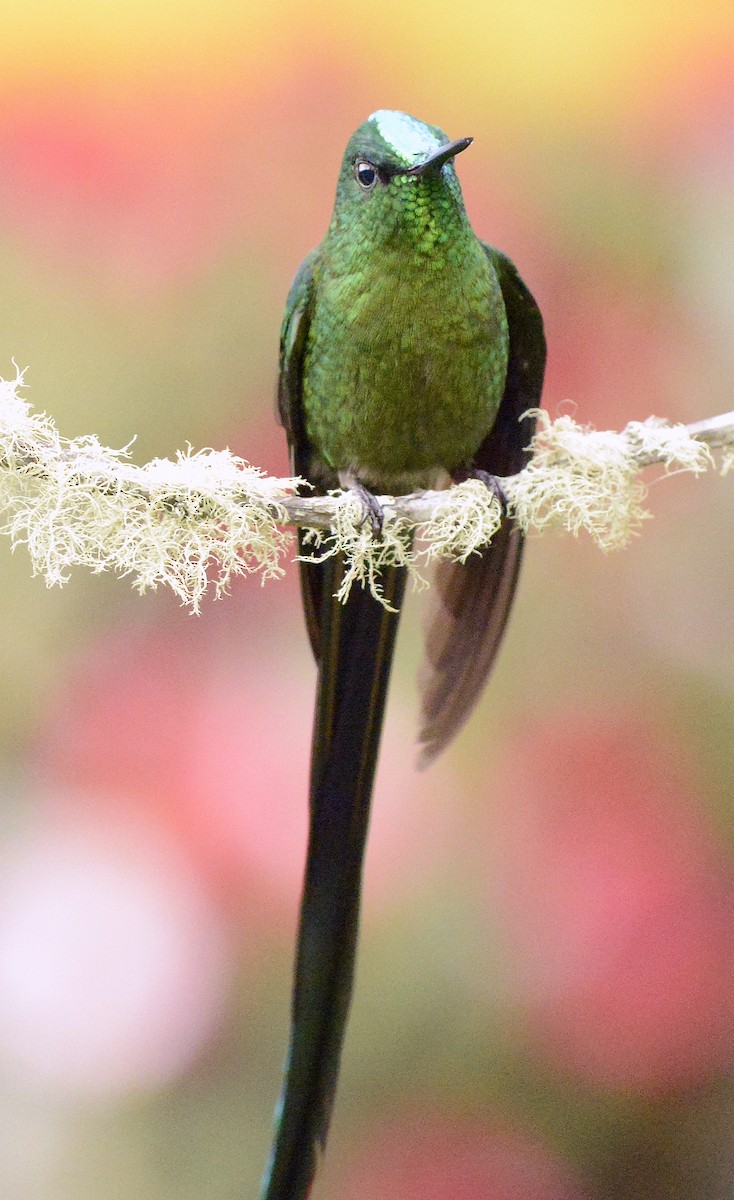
(418, 245), (546, 766)
(277, 250), (325, 660)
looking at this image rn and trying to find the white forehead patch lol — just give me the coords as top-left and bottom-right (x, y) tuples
(369, 109), (442, 164)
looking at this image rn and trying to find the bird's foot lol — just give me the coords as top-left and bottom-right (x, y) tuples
(454, 467), (508, 515)
(347, 481), (384, 535)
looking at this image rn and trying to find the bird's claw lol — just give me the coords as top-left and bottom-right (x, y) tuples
(349, 482), (384, 535)
(459, 468), (508, 515)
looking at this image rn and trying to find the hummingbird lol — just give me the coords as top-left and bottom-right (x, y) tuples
(263, 109), (546, 1200)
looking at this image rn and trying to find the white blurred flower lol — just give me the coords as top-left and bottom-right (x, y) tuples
(0, 800), (232, 1098)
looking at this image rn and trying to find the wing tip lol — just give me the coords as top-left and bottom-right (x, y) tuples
(415, 741), (434, 773)
(415, 722), (452, 771)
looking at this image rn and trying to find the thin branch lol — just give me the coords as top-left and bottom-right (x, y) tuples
(0, 367), (730, 608)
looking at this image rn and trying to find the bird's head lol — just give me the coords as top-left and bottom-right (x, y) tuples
(328, 110), (473, 252)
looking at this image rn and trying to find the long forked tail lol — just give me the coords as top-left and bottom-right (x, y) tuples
(261, 557), (406, 1200)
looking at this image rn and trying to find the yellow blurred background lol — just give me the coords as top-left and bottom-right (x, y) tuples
(2, 2), (734, 1197)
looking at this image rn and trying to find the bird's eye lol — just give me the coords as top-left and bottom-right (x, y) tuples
(355, 160), (378, 190)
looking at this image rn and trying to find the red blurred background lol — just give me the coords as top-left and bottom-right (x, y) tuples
(1, 3), (734, 1197)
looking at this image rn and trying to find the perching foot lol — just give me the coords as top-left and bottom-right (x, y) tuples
(454, 467), (509, 515)
(348, 481), (384, 535)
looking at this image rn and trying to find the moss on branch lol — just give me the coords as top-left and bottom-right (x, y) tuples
(0, 367), (727, 607)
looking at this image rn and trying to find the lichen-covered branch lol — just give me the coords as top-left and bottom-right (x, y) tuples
(0, 366), (730, 609)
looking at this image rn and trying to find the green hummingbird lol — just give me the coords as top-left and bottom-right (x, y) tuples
(262, 109), (546, 1200)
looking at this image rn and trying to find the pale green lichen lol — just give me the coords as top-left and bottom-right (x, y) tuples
(299, 491), (416, 609)
(720, 449), (734, 476)
(508, 410), (650, 550)
(300, 482), (503, 607)
(418, 478), (503, 563)
(624, 416), (714, 474)
(508, 410), (713, 552)
(0, 368), (729, 606)
(0, 367), (299, 611)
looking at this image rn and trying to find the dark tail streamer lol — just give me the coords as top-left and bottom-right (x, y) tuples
(261, 557), (407, 1200)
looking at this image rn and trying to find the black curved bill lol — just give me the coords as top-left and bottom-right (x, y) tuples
(407, 136), (473, 178)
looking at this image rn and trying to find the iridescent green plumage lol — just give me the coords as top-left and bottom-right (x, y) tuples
(263, 110), (546, 1200)
(301, 140), (507, 487)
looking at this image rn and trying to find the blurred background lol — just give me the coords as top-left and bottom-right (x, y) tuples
(1, 2), (734, 1197)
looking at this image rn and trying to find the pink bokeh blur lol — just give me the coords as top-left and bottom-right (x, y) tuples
(332, 1112), (590, 1200)
(486, 715), (734, 1093)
